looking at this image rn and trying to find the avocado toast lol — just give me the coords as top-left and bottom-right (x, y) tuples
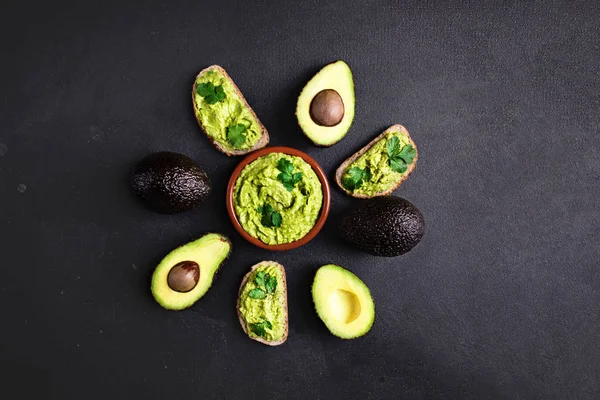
(192, 65), (269, 156)
(335, 124), (418, 198)
(237, 261), (288, 346)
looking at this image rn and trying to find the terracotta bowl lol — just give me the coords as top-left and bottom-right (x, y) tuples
(226, 146), (331, 251)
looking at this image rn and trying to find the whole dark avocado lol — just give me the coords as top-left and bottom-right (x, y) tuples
(130, 151), (210, 213)
(339, 196), (424, 257)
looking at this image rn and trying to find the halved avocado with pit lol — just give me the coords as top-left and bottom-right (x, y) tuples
(312, 264), (375, 339)
(296, 61), (355, 146)
(151, 233), (231, 310)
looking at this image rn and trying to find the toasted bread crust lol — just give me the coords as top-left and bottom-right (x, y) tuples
(335, 124), (418, 198)
(237, 261), (288, 346)
(192, 65), (269, 156)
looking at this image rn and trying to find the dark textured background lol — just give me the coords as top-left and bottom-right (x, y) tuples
(1, 1), (599, 399)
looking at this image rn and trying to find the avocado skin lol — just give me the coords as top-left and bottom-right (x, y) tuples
(130, 151), (210, 213)
(339, 196), (424, 257)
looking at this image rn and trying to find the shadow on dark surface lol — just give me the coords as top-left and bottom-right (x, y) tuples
(137, 251), (165, 304)
(340, 123), (392, 157)
(319, 201), (348, 249)
(263, 66), (321, 150)
(180, 66), (205, 127)
(287, 263), (323, 335)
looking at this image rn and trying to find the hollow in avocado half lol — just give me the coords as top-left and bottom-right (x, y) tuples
(233, 152), (323, 245)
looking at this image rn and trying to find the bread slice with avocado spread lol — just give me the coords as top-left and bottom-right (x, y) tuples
(237, 261), (288, 346)
(192, 65), (269, 156)
(335, 124), (418, 198)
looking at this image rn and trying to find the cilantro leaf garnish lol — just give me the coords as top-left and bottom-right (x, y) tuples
(250, 322), (266, 337)
(386, 136), (416, 173)
(227, 124), (247, 148)
(265, 275), (278, 294)
(214, 85), (225, 101)
(342, 167), (372, 191)
(258, 203), (282, 228)
(271, 212), (282, 227)
(248, 288), (266, 299)
(254, 271), (265, 287)
(389, 158), (406, 173)
(398, 144), (417, 164)
(196, 82), (226, 104)
(249, 317), (272, 337)
(276, 158), (303, 192)
(247, 270), (278, 300)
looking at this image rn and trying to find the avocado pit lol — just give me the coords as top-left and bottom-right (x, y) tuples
(167, 261), (200, 292)
(310, 89), (344, 127)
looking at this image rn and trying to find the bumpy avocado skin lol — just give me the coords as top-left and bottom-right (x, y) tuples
(339, 196), (424, 256)
(130, 151), (211, 213)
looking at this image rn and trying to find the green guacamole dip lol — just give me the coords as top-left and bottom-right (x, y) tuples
(233, 153), (323, 245)
(343, 131), (412, 196)
(193, 68), (261, 151)
(238, 264), (286, 341)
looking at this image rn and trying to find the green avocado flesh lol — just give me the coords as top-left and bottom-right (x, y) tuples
(312, 264), (375, 339)
(151, 233), (231, 310)
(233, 153), (323, 245)
(193, 68), (261, 151)
(343, 131), (414, 196)
(296, 60), (355, 146)
(238, 263), (287, 342)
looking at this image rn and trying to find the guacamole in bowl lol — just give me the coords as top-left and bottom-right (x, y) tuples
(232, 152), (324, 245)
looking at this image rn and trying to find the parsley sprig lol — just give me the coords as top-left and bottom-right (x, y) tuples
(386, 136), (416, 173)
(227, 124), (247, 148)
(196, 82), (226, 104)
(258, 203), (282, 228)
(342, 167), (372, 191)
(248, 270), (278, 299)
(249, 317), (272, 337)
(276, 158), (303, 192)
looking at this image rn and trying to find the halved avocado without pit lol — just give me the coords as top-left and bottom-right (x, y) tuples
(296, 61), (355, 146)
(151, 233), (231, 310)
(312, 264), (375, 339)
